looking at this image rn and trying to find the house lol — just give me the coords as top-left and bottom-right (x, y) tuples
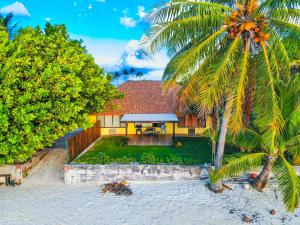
(89, 81), (206, 139)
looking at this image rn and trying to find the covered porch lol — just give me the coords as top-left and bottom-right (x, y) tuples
(120, 114), (178, 146)
(127, 134), (172, 146)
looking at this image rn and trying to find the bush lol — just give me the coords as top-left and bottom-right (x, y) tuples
(167, 154), (183, 164)
(141, 152), (157, 164)
(97, 152), (111, 164)
(114, 156), (136, 164)
(182, 158), (199, 165)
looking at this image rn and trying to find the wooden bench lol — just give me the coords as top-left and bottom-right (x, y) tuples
(0, 174), (12, 186)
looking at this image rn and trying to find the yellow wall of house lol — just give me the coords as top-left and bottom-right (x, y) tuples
(89, 115), (97, 124)
(99, 122), (205, 136)
(195, 128), (206, 135)
(101, 128), (126, 135)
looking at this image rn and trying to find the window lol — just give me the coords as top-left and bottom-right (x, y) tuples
(142, 123), (152, 128)
(112, 115), (120, 127)
(96, 116), (105, 127)
(96, 115), (122, 128)
(105, 115), (113, 127)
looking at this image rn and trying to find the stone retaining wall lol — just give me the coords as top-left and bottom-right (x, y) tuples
(64, 164), (211, 184)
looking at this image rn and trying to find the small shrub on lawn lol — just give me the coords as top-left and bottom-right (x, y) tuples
(167, 154), (183, 164)
(141, 152), (157, 164)
(182, 158), (199, 165)
(96, 152), (111, 164)
(114, 156), (136, 164)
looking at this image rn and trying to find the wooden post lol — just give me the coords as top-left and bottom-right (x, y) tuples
(172, 122), (175, 145)
(125, 122), (128, 137)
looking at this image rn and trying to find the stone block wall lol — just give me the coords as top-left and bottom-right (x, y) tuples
(64, 164), (211, 184)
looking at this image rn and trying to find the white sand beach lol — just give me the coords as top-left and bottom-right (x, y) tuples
(0, 149), (299, 225)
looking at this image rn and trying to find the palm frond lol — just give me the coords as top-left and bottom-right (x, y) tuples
(149, 0), (232, 26)
(148, 14), (223, 55)
(259, 42), (283, 151)
(162, 27), (226, 81)
(229, 39), (250, 132)
(270, 19), (300, 43)
(269, 9), (300, 24)
(273, 155), (300, 212)
(267, 31), (290, 80)
(211, 152), (266, 183)
(206, 33), (243, 102)
(257, 0), (300, 14)
(227, 128), (263, 150)
(286, 135), (300, 156)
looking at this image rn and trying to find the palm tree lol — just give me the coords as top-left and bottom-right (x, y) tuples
(0, 13), (18, 37)
(130, 68), (135, 74)
(211, 78), (300, 212)
(122, 69), (129, 76)
(113, 72), (121, 86)
(136, 71), (143, 79)
(147, 0), (299, 191)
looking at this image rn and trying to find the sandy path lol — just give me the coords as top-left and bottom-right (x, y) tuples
(22, 148), (65, 186)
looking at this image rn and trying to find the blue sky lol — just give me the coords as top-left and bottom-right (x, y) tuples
(0, 0), (169, 83)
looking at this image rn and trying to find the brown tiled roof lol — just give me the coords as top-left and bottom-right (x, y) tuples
(101, 81), (180, 114)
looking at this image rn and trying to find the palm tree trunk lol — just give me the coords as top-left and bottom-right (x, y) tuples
(209, 99), (233, 193)
(253, 155), (276, 191)
(215, 99), (232, 169)
(212, 141), (216, 165)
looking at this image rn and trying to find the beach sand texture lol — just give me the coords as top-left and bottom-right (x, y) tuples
(0, 149), (299, 225)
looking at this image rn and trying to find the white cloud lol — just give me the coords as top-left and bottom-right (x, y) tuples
(0, 2), (31, 17)
(88, 4), (93, 10)
(137, 6), (146, 19)
(96, 0), (106, 2)
(94, 55), (121, 71)
(120, 16), (137, 28)
(45, 17), (51, 22)
(74, 1), (77, 7)
(122, 39), (169, 70)
(69, 34), (169, 77)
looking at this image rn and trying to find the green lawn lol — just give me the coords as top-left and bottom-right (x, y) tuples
(75, 136), (236, 165)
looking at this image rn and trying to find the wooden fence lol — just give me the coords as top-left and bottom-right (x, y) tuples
(67, 121), (101, 163)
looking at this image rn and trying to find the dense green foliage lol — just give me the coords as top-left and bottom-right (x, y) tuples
(0, 23), (121, 164)
(75, 136), (236, 165)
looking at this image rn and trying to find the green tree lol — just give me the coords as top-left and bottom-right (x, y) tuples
(0, 23), (121, 164)
(147, 0), (299, 191)
(211, 78), (300, 212)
